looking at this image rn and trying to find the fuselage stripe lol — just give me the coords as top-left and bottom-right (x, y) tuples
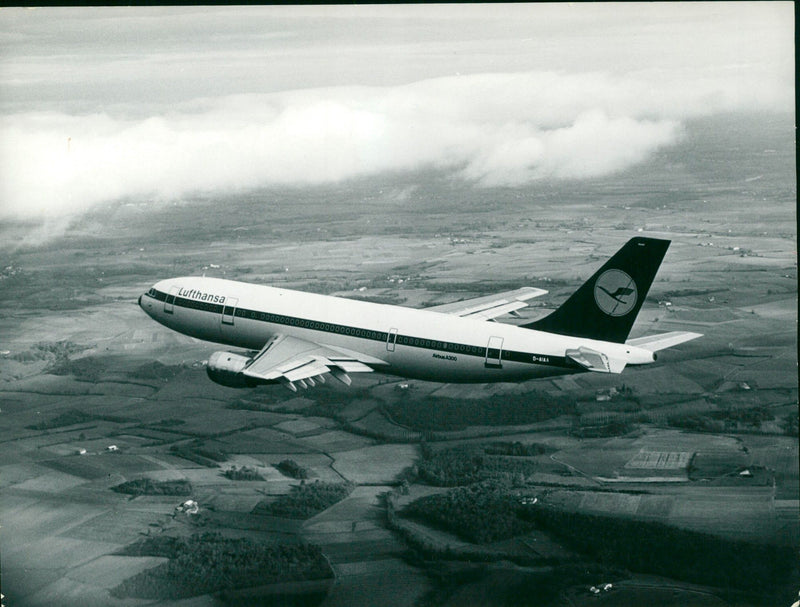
(145, 289), (572, 369)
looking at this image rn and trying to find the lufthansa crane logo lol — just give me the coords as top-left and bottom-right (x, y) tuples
(594, 269), (637, 316)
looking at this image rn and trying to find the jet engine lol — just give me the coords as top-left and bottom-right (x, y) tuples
(206, 351), (259, 388)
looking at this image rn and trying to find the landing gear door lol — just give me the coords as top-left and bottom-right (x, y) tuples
(485, 336), (503, 369)
(164, 286), (180, 314)
(221, 297), (238, 326)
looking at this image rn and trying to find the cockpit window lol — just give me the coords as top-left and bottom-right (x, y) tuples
(148, 288), (156, 296)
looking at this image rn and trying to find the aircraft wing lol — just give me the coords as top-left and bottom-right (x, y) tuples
(426, 287), (548, 320)
(626, 331), (703, 352)
(242, 334), (383, 391)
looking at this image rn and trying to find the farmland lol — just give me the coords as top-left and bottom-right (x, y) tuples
(0, 112), (796, 606)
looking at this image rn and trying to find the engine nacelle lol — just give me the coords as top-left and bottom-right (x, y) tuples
(206, 351), (256, 388)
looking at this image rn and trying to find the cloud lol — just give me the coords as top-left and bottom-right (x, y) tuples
(460, 110), (681, 186)
(0, 69), (790, 219)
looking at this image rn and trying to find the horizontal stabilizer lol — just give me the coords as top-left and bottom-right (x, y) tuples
(626, 331), (703, 352)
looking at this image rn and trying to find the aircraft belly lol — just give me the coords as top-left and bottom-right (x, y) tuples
(383, 346), (569, 383)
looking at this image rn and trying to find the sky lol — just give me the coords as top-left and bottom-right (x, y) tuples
(0, 3), (794, 221)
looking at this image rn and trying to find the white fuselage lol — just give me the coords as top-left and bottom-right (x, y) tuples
(139, 276), (654, 383)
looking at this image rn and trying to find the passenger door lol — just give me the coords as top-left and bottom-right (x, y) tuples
(485, 335), (503, 368)
(164, 286), (180, 314)
(386, 328), (398, 352)
(221, 297), (238, 326)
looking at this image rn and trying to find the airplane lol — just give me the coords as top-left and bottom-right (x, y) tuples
(138, 237), (701, 391)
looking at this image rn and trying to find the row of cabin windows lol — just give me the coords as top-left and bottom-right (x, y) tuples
(395, 335), (483, 355)
(166, 293), (488, 357)
(232, 308), (485, 355)
(235, 308), (389, 342)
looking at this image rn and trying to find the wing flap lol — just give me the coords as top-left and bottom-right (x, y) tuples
(329, 359), (374, 374)
(283, 360), (331, 383)
(242, 334), (379, 389)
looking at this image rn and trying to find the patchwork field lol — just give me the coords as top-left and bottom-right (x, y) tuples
(0, 112), (796, 606)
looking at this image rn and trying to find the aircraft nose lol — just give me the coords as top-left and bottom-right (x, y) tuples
(138, 294), (142, 307)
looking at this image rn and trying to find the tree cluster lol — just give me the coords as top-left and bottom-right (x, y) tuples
(667, 413), (726, 434)
(275, 459), (310, 479)
(111, 532), (332, 600)
(20, 340), (87, 362)
(569, 419), (635, 438)
(528, 507), (796, 595)
(421, 562), (627, 607)
(254, 481), (354, 519)
(668, 406), (775, 433)
(403, 480), (535, 544)
(46, 355), (105, 382)
(130, 360), (183, 381)
(483, 441), (553, 457)
(223, 465), (264, 481)
(112, 478), (193, 496)
(386, 493), (505, 563)
(783, 412), (798, 436)
(709, 406), (774, 426)
(417, 443), (537, 487)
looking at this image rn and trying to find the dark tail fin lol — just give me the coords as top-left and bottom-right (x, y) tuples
(522, 237), (670, 343)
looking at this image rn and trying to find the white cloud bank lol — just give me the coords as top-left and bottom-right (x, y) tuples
(0, 68), (790, 219)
